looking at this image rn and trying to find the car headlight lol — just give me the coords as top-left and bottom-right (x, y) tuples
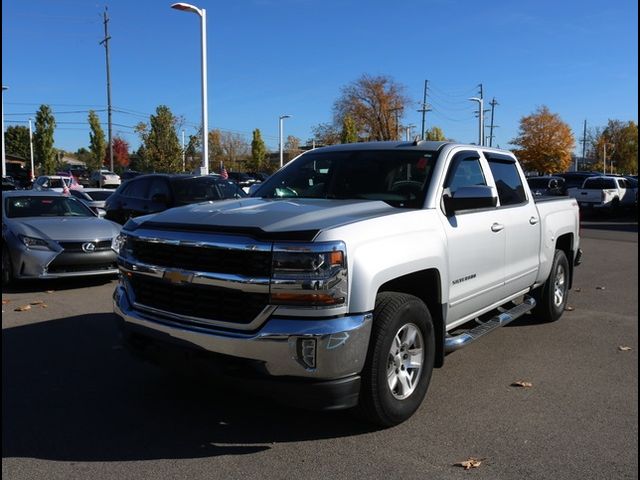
(19, 235), (52, 250)
(111, 233), (130, 255)
(270, 241), (347, 307)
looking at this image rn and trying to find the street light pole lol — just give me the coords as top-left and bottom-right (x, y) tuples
(468, 97), (484, 146)
(171, 3), (209, 175)
(279, 114), (291, 168)
(1, 86), (7, 178)
(181, 129), (186, 171)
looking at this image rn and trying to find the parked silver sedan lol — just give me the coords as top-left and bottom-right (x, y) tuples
(2, 191), (121, 285)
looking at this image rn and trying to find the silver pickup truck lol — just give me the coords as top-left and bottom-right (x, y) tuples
(113, 141), (582, 426)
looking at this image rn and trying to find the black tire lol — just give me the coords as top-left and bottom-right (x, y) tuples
(2, 245), (14, 287)
(532, 249), (570, 322)
(357, 292), (435, 427)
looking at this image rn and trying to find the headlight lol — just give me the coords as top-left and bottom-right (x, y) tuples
(111, 233), (129, 255)
(271, 242), (347, 307)
(19, 235), (52, 250)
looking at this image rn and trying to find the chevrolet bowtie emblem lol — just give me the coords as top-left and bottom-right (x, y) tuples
(163, 270), (194, 284)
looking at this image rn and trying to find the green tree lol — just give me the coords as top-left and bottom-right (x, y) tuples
(510, 106), (575, 174)
(340, 115), (358, 143)
(33, 105), (56, 174)
(74, 147), (93, 166)
(333, 74), (409, 141)
(425, 126), (446, 141)
(5, 125), (31, 159)
(249, 128), (267, 171)
(136, 105), (183, 173)
(184, 134), (201, 172)
(88, 110), (106, 172)
(592, 120), (638, 174)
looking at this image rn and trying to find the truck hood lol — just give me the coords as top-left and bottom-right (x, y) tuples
(133, 198), (401, 239)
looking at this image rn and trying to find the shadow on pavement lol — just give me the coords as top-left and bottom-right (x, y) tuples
(2, 276), (118, 295)
(2, 313), (372, 462)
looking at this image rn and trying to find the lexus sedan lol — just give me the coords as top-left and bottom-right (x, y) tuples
(2, 191), (121, 286)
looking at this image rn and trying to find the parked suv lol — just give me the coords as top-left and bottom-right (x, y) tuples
(526, 176), (565, 197)
(553, 172), (600, 195)
(104, 174), (248, 224)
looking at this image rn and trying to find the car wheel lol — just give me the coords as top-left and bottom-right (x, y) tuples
(2, 245), (14, 287)
(532, 249), (570, 322)
(357, 292), (435, 427)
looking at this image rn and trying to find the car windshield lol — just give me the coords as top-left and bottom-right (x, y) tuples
(5, 196), (94, 218)
(172, 177), (247, 204)
(254, 149), (438, 209)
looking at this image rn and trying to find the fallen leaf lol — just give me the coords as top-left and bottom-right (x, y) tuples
(565, 306), (575, 311)
(574, 288), (582, 292)
(30, 300), (45, 305)
(511, 381), (533, 388)
(596, 286), (606, 290)
(455, 457), (485, 470)
(2, 299), (9, 305)
(14, 305), (32, 312)
(40, 304), (48, 309)
(618, 346), (632, 351)
(46, 290), (55, 294)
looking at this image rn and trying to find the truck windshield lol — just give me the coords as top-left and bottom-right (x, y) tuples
(254, 149), (437, 209)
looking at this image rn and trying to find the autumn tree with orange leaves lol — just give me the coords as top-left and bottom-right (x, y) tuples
(112, 136), (130, 168)
(511, 106), (575, 174)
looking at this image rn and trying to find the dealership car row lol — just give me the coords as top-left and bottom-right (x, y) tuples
(1, 170), (261, 286)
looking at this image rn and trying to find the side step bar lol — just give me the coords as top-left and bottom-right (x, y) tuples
(444, 296), (536, 353)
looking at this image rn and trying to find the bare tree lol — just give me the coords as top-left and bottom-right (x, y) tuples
(220, 131), (250, 171)
(333, 74), (409, 141)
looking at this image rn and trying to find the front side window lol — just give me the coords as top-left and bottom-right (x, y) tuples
(443, 153), (487, 196)
(487, 159), (527, 206)
(172, 177), (241, 204)
(255, 149), (437, 209)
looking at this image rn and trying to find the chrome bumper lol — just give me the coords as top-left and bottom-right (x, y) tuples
(113, 285), (372, 380)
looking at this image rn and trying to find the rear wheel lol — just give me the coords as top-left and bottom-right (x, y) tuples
(533, 249), (570, 322)
(357, 292), (435, 427)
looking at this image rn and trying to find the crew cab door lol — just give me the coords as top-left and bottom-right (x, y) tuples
(483, 152), (540, 295)
(438, 150), (506, 324)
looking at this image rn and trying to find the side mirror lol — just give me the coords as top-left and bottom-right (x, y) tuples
(151, 193), (169, 204)
(443, 185), (497, 216)
(96, 208), (107, 218)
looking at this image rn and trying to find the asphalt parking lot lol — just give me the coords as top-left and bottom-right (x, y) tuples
(2, 214), (638, 480)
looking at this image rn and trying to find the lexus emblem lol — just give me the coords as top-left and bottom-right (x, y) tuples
(82, 242), (96, 253)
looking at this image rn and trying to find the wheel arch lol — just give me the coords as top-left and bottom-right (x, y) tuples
(555, 233), (575, 289)
(377, 268), (445, 368)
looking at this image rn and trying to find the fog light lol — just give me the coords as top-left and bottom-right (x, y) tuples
(298, 338), (317, 369)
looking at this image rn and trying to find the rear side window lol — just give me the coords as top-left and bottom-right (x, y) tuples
(148, 178), (172, 201)
(583, 178), (616, 189)
(487, 159), (527, 206)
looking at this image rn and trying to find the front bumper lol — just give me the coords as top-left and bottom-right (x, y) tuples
(10, 244), (118, 280)
(113, 284), (372, 381)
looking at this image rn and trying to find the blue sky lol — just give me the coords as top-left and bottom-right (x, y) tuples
(2, 0), (638, 154)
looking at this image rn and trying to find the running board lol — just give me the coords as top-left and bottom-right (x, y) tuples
(444, 296), (536, 353)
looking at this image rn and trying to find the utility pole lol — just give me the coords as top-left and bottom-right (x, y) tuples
(182, 130), (186, 171)
(487, 98), (498, 147)
(469, 84), (485, 146)
(389, 107), (402, 141)
(28, 119), (35, 182)
(580, 119), (587, 172)
(417, 80), (431, 140)
(100, 7), (114, 171)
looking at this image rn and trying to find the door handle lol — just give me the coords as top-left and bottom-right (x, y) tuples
(491, 223), (504, 232)
(529, 216), (539, 225)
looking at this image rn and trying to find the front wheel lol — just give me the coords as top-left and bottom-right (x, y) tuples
(357, 292), (435, 427)
(532, 249), (570, 322)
